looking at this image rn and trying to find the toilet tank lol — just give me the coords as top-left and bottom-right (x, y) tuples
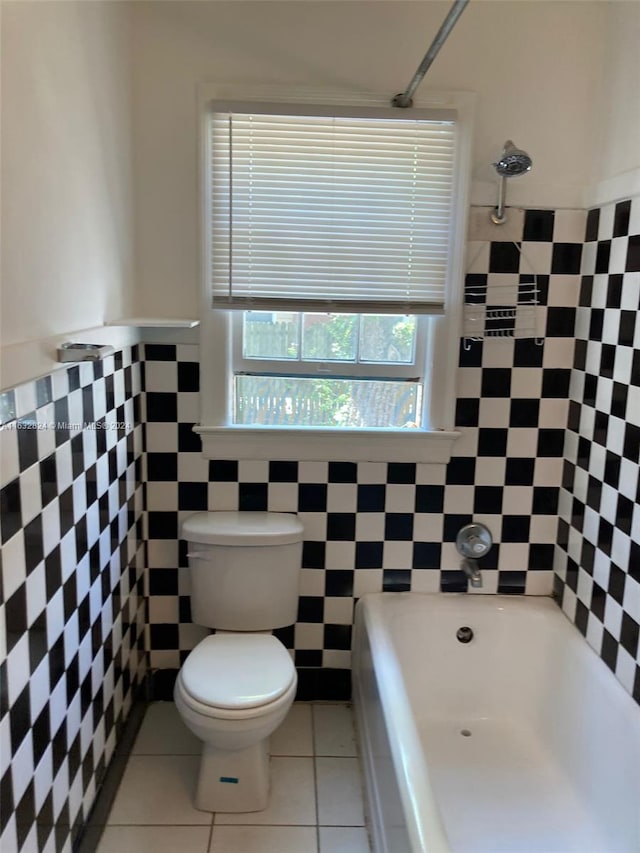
(181, 512), (304, 631)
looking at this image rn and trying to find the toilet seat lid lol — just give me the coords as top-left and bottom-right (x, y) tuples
(180, 634), (295, 710)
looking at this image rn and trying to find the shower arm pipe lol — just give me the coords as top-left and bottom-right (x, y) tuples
(491, 176), (508, 225)
(392, 0), (470, 109)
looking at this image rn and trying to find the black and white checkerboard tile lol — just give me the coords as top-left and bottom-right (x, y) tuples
(555, 195), (640, 705)
(143, 206), (585, 689)
(0, 348), (145, 852)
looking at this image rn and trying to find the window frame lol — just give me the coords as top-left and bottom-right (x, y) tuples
(197, 85), (475, 463)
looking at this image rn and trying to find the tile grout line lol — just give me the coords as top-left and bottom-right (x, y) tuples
(311, 703), (321, 853)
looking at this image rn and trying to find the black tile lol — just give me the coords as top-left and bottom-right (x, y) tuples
(506, 454), (536, 489)
(595, 241), (611, 274)
(489, 242), (520, 273)
(481, 369), (511, 397)
(465, 274), (487, 303)
(17, 416), (39, 471)
(10, 685), (31, 752)
(536, 429), (565, 457)
(513, 339), (544, 367)
(606, 275), (623, 308)
(552, 243), (582, 274)
(608, 565), (626, 605)
(384, 513), (413, 541)
(574, 600), (589, 636)
(611, 382), (628, 420)
(446, 457), (476, 485)
(523, 209), (554, 242)
(357, 484), (386, 512)
(295, 668), (351, 701)
(148, 511), (179, 539)
(440, 570), (466, 593)
(24, 515), (44, 572)
(0, 479), (22, 543)
(616, 494), (634, 535)
(45, 546), (62, 598)
(31, 705), (50, 766)
(325, 570), (354, 596)
(35, 376), (53, 408)
(382, 569), (411, 592)
(15, 780), (36, 850)
(613, 200), (631, 237)
(178, 362), (199, 392)
(455, 398), (479, 427)
(298, 483), (327, 512)
(599, 344), (616, 379)
(269, 461), (298, 482)
(178, 482), (208, 511)
(415, 484), (444, 513)
(579, 276), (594, 307)
(324, 624), (352, 650)
(387, 463), (416, 484)
(588, 309), (604, 342)
(302, 541), (325, 569)
(458, 339), (483, 367)
(147, 452), (178, 481)
(67, 366), (80, 391)
(601, 630), (618, 673)
(529, 543), (554, 570)
(326, 513), (356, 540)
(54, 398), (69, 447)
(623, 424), (639, 462)
(443, 514), (473, 542)
(532, 487), (558, 515)
(178, 423), (201, 453)
(149, 624), (179, 650)
(58, 487), (74, 537)
(28, 613), (48, 671)
(355, 542), (383, 569)
(618, 311), (636, 346)
(145, 344), (177, 361)
(149, 568), (178, 595)
(412, 542), (441, 568)
(620, 614), (639, 658)
(209, 460), (238, 481)
(585, 208), (600, 242)
(146, 392), (177, 422)
(473, 486), (503, 514)
(501, 515), (530, 542)
(328, 462), (357, 483)
(509, 399), (539, 427)
(626, 234), (640, 272)
(295, 650), (322, 668)
(477, 429), (508, 457)
(297, 596), (324, 622)
(6, 585), (28, 652)
(497, 571), (526, 594)
(545, 307), (575, 337)
(541, 369), (571, 399)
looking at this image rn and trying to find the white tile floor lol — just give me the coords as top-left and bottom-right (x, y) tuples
(97, 702), (371, 853)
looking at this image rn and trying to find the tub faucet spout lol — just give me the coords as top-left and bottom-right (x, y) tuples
(461, 558), (483, 588)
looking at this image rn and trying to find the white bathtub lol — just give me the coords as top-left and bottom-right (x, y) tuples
(352, 593), (640, 853)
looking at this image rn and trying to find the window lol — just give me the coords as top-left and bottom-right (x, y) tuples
(197, 90), (473, 462)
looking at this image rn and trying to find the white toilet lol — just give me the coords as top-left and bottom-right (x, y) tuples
(174, 511), (303, 813)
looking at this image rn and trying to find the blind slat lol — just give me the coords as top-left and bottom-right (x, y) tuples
(210, 109), (456, 313)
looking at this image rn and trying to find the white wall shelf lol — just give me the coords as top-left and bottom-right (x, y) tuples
(107, 317), (200, 328)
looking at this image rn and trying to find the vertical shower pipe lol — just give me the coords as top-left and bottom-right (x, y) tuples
(392, 0), (470, 108)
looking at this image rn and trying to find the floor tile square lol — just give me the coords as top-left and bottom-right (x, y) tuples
(313, 704), (357, 756)
(215, 757), (316, 825)
(97, 826), (211, 853)
(270, 703), (313, 756)
(107, 756), (211, 825)
(316, 758), (365, 826)
(209, 825), (317, 852)
(319, 826), (371, 853)
(132, 701), (201, 755)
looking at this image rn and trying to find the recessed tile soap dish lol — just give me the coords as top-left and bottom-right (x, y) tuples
(56, 342), (115, 362)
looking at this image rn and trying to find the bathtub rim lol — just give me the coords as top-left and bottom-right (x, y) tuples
(353, 593), (452, 853)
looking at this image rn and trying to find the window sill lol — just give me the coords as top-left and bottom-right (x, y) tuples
(195, 426), (459, 463)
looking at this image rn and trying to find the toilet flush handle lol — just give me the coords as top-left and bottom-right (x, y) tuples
(186, 551), (213, 560)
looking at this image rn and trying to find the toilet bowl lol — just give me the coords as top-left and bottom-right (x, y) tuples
(174, 632), (297, 811)
(174, 511), (304, 813)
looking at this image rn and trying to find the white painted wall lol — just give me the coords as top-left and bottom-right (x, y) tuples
(129, 0), (605, 320)
(0, 1), (135, 350)
(590, 1), (640, 186)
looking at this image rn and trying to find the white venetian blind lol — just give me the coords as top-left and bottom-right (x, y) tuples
(210, 106), (456, 314)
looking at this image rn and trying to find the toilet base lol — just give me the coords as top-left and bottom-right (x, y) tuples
(196, 738), (270, 812)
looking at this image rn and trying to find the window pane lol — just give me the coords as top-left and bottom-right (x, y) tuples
(235, 375), (422, 428)
(301, 314), (357, 362)
(359, 315), (416, 364)
(243, 312), (299, 359)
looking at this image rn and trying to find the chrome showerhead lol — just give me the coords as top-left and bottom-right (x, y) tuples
(491, 140), (533, 224)
(493, 140), (533, 177)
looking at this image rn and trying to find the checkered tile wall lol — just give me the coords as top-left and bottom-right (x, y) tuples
(144, 206), (585, 695)
(554, 195), (640, 705)
(0, 348), (146, 852)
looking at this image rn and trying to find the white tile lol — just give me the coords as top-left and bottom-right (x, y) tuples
(352, 569), (383, 597)
(98, 826), (211, 853)
(209, 825), (317, 853)
(133, 702), (202, 755)
(271, 703), (314, 757)
(215, 757), (316, 825)
(313, 705), (356, 757)
(316, 757), (365, 826)
(319, 826), (371, 853)
(107, 755), (211, 825)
